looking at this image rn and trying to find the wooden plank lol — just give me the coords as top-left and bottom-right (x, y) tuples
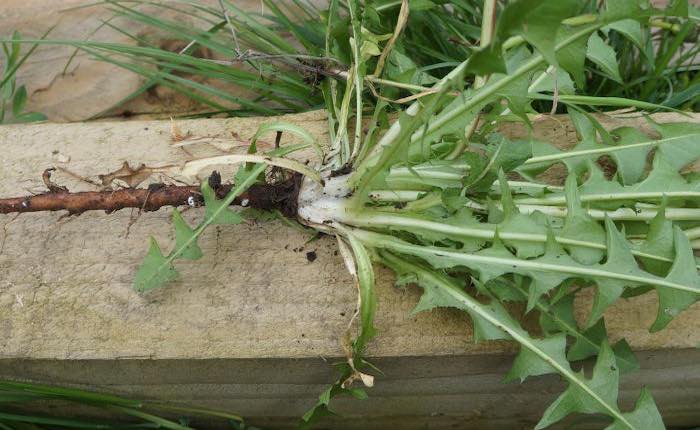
(0, 111), (699, 428)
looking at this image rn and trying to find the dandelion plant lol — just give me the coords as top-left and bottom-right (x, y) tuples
(124, 1), (700, 427)
(2, 0), (699, 429)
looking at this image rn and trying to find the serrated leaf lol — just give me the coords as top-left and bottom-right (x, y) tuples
(568, 318), (639, 373)
(467, 44), (507, 76)
(172, 210), (203, 260)
(536, 341), (621, 429)
(651, 121), (700, 171)
(636, 208), (674, 276)
(610, 339), (639, 374)
(605, 127), (651, 184)
(496, 172), (547, 259)
(603, 389), (665, 430)
(651, 227), (700, 331)
(498, 0), (583, 67)
(539, 294), (578, 335)
(202, 181), (243, 225)
(504, 334), (569, 382)
(391, 256), (510, 342)
(466, 134), (532, 192)
(555, 26), (589, 88)
(133, 238), (178, 293)
(373, 250), (643, 428)
(523, 152), (700, 210)
(581, 152), (700, 208)
(361, 221), (699, 329)
(133, 142), (309, 292)
(560, 175), (606, 264)
(587, 32), (623, 83)
(606, 19), (644, 50)
(585, 218), (644, 327)
(518, 112), (604, 180)
(521, 118), (700, 185)
(492, 48), (536, 122)
(534, 293), (639, 373)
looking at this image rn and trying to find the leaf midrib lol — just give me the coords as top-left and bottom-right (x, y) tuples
(524, 134), (700, 165)
(350, 212), (685, 268)
(142, 144), (309, 288)
(360, 230), (699, 296)
(381, 253), (635, 430)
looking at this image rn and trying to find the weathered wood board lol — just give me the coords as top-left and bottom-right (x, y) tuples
(0, 111), (699, 429)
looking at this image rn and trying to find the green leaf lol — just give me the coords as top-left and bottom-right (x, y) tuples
(522, 119), (700, 183)
(606, 127), (651, 184)
(374, 250), (645, 428)
(133, 238), (178, 293)
(519, 152), (700, 210)
(580, 152), (700, 207)
(603, 0), (646, 21)
(636, 207), (674, 276)
(555, 27), (589, 89)
(496, 172), (547, 259)
(299, 376), (370, 429)
(568, 318), (640, 373)
(603, 389), (665, 430)
(409, 0), (436, 11)
(202, 181), (243, 225)
(518, 111), (604, 180)
(535, 294), (639, 373)
(585, 218), (650, 327)
(467, 44), (507, 76)
(606, 19), (644, 50)
(504, 334), (569, 382)
(665, 0), (689, 17)
(651, 121), (700, 171)
(359, 222), (700, 329)
(529, 68), (576, 95)
(536, 341), (623, 429)
(11, 111), (46, 123)
(559, 175), (606, 265)
(650, 227), (700, 331)
(11, 85), (27, 117)
(498, 0), (583, 67)
(392, 258), (509, 342)
(132, 142), (310, 292)
(172, 210), (203, 260)
(587, 32), (623, 83)
(343, 229), (378, 355)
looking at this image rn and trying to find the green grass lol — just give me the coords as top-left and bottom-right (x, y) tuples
(0, 380), (265, 430)
(0, 31), (48, 124)
(43, 0), (699, 119)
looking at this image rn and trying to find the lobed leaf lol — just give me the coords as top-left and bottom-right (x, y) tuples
(356, 221), (700, 331)
(133, 238), (178, 292)
(133, 142), (312, 292)
(172, 210), (204, 260)
(587, 32), (623, 83)
(377, 251), (651, 429)
(521, 116), (700, 184)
